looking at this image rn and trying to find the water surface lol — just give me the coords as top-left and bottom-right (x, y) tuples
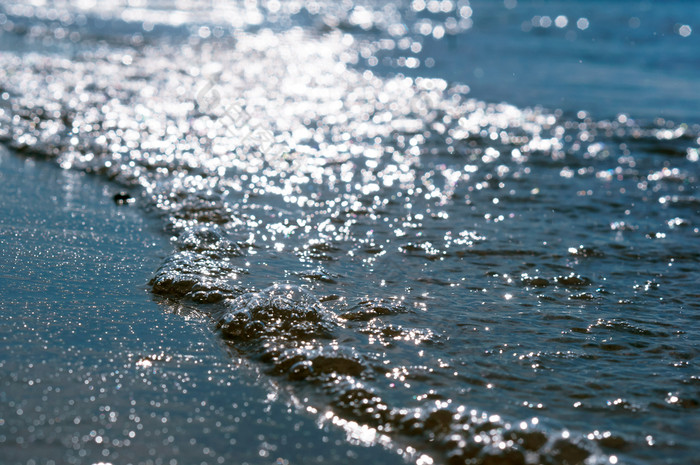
(1, 1), (698, 464)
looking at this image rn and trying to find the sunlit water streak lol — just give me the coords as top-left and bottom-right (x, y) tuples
(1, 1), (698, 464)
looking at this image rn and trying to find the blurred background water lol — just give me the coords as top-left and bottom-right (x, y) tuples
(0, 1), (698, 464)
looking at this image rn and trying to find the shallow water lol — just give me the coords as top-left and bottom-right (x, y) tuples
(1, 1), (699, 464)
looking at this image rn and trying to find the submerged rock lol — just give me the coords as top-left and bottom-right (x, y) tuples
(113, 191), (134, 205)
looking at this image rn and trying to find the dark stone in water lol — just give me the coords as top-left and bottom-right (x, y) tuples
(424, 408), (454, 434)
(507, 430), (548, 451)
(479, 449), (526, 465)
(113, 191), (134, 205)
(521, 275), (551, 287)
(554, 274), (592, 288)
(550, 438), (590, 465)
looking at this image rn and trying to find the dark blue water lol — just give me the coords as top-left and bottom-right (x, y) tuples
(400, 0), (700, 123)
(1, 1), (698, 464)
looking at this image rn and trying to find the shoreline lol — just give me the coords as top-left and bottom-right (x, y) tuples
(0, 146), (404, 465)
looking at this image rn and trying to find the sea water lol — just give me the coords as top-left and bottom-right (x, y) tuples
(0, 1), (698, 464)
